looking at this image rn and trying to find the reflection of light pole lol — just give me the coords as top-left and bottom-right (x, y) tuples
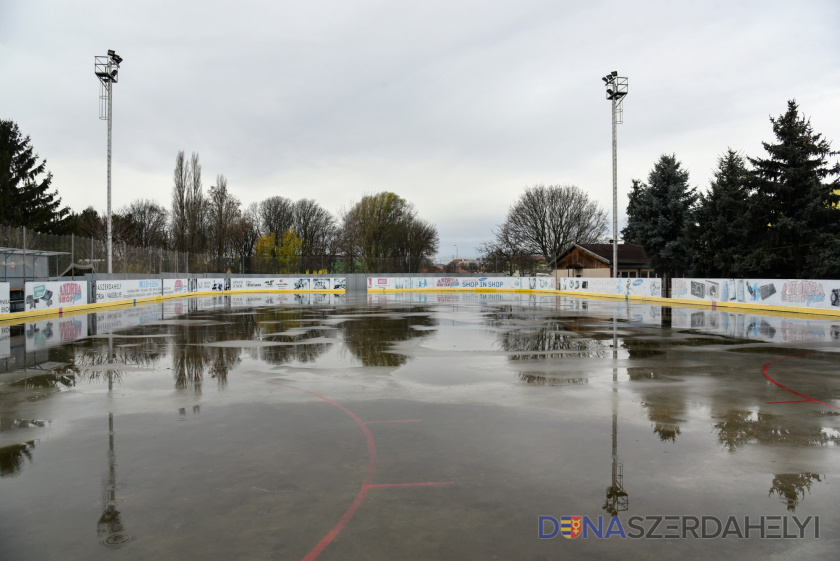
(602, 71), (628, 279)
(603, 399), (629, 516)
(95, 49), (123, 274)
(98, 412), (131, 547)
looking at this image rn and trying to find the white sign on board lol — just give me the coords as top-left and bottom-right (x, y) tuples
(24, 281), (88, 311)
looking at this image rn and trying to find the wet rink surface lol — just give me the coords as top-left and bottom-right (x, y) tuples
(1, 292), (839, 560)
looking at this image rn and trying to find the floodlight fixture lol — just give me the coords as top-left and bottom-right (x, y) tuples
(94, 49), (123, 274)
(603, 71), (628, 278)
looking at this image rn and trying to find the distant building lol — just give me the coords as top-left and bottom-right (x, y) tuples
(550, 243), (656, 278)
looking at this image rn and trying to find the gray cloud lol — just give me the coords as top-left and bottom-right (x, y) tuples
(2, 0), (838, 258)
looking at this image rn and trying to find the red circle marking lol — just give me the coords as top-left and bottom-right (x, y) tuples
(258, 381), (376, 561)
(762, 352), (840, 409)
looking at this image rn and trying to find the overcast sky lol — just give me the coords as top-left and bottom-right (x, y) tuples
(2, 0), (838, 260)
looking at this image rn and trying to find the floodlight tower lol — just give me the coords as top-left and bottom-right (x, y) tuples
(95, 50), (123, 274)
(602, 71), (628, 278)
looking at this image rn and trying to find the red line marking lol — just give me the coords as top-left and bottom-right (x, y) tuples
(252, 379), (450, 561)
(366, 481), (454, 488)
(364, 420), (422, 424)
(767, 400), (813, 404)
(762, 353), (840, 410)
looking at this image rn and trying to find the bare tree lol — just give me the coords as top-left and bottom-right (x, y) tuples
(293, 199), (336, 255)
(171, 151), (189, 251)
(230, 202), (261, 273)
(207, 174), (241, 271)
(259, 196), (294, 239)
(120, 199), (168, 247)
(504, 184), (608, 263)
(185, 152), (206, 254)
(480, 221), (523, 275)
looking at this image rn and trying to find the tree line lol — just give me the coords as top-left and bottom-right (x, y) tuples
(0, 123), (439, 273)
(624, 100), (840, 280)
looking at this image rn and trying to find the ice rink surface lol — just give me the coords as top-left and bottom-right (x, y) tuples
(1, 292), (838, 560)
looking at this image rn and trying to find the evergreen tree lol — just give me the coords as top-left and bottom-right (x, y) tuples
(685, 149), (753, 277)
(745, 100), (840, 278)
(0, 120), (70, 233)
(622, 154), (697, 278)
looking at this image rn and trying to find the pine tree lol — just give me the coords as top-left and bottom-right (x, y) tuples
(745, 100), (840, 278)
(0, 120), (70, 233)
(685, 149), (753, 277)
(622, 154), (697, 277)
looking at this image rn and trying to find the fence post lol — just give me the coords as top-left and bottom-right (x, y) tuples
(22, 226), (26, 282)
(186, 251), (189, 276)
(71, 233), (75, 281)
(91, 237), (94, 274)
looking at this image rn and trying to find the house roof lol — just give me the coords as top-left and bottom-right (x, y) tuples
(550, 243), (651, 268)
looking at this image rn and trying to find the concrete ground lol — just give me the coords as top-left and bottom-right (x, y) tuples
(1, 292), (838, 560)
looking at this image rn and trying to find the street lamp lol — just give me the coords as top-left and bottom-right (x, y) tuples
(603, 71), (628, 278)
(95, 49), (123, 274)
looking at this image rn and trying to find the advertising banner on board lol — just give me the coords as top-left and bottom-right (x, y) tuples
(95, 279), (162, 303)
(227, 277), (340, 291)
(24, 281), (88, 311)
(365, 276), (556, 291)
(163, 278), (190, 296)
(25, 315), (88, 352)
(0, 282), (10, 314)
(672, 278), (840, 312)
(189, 278), (226, 292)
(558, 277), (663, 298)
(228, 293), (344, 308)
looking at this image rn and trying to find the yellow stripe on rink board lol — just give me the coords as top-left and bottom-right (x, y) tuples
(0, 289), (346, 326)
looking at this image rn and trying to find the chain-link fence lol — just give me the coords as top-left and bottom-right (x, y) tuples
(1, 224), (215, 280)
(1, 224), (455, 280)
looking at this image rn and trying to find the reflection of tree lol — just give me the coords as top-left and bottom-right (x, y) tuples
(70, 335), (167, 386)
(169, 318), (247, 392)
(715, 410), (778, 451)
(634, 387), (686, 442)
(516, 373), (589, 386)
(10, 373), (76, 389)
(0, 441), (36, 477)
(769, 473), (822, 512)
(341, 308), (436, 366)
(499, 324), (613, 360)
(714, 410), (840, 451)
